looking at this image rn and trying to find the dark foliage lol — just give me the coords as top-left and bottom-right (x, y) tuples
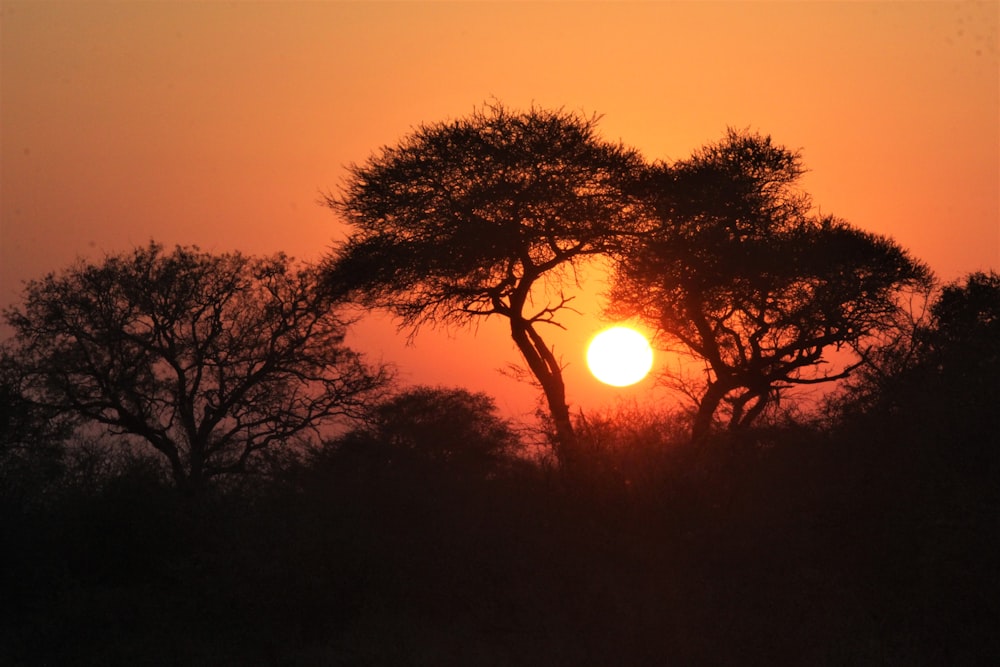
(4, 351), (997, 665)
(609, 130), (933, 441)
(323, 103), (648, 464)
(2, 242), (391, 495)
(0, 357), (76, 504)
(927, 270), (1000, 425)
(833, 270), (1000, 477)
(324, 385), (523, 478)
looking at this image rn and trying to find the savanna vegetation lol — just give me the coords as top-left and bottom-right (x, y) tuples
(323, 104), (647, 463)
(2, 106), (996, 665)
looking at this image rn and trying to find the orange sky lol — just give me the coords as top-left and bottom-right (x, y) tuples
(2, 1), (998, 421)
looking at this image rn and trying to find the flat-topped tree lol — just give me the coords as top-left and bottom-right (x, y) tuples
(323, 104), (646, 463)
(608, 130), (933, 442)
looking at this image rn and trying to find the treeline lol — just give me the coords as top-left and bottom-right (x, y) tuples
(1, 270), (997, 665)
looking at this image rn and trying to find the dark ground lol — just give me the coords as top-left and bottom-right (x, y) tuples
(2, 414), (997, 667)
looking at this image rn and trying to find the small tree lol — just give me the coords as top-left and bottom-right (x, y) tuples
(928, 271), (1000, 373)
(3, 242), (391, 495)
(323, 103), (646, 464)
(837, 271), (1000, 444)
(334, 385), (521, 475)
(609, 130), (933, 441)
(900, 271), (1000, 452)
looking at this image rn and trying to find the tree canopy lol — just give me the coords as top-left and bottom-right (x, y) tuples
(331, 385), (522, 476)
(836, 271), (1000, 451)
(608, 130), (933, 441)
(323, 103), (647, 462)
(3, 242), (391, 494)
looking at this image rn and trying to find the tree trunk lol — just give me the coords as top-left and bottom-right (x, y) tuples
(691, 381), (729, 444)
(733, 391), (769, 430)
(509, 319), (577, 467)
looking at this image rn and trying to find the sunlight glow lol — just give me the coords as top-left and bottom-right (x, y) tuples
(586, 326), (654, 387)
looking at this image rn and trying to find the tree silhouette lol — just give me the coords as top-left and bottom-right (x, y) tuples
(913, 272), (1000, 466)
(3, 242), (391, 495)
(839, 271), (1000, 449)
(928, 271), (1000, 376)
(0, 355), (76, 501)
(333, 385), (522, 476)
(322, 103), (646, 464)
(609, 130), (933, 441)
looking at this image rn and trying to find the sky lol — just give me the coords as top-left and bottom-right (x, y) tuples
(2, 0), (998, 422)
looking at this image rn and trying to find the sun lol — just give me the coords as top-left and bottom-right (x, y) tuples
(586, 326), (654, 387)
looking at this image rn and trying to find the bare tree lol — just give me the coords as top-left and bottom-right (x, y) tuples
(322, 103), (646, 464)
(608, 130), (933, 441)
(3, 242), (391, 494)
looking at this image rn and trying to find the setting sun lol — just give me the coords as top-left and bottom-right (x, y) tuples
(586, 326), (654, 387)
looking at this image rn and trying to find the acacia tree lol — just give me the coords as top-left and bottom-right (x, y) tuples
(3, 242), (391, 495)
(322, 104), (646, 463)
(608, 130), (933, 441)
